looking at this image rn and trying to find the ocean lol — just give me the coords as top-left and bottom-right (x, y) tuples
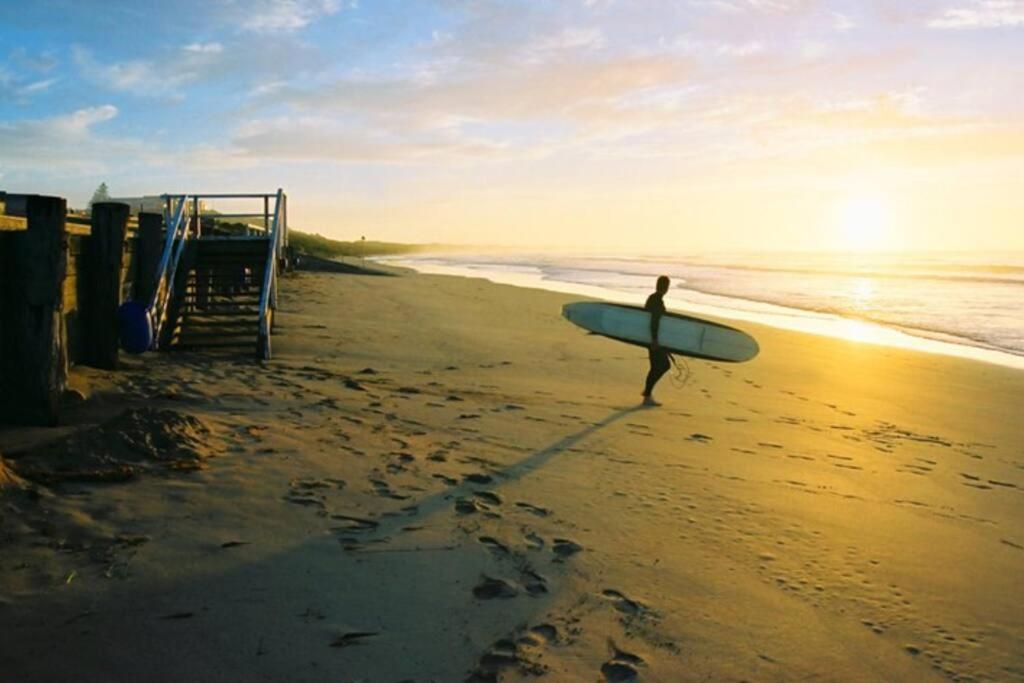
(380, 251), (1024, 370)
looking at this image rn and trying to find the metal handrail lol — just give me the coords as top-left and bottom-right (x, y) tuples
(148, 196), (191, 348)
(257, 189), (285, 360)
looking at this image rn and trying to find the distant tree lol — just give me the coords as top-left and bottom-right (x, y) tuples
(89, 182), (110, 209)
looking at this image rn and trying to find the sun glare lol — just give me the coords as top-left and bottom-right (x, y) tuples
(834, 195), (891, 252)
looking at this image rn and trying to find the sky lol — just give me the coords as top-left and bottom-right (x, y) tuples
(0, 0), (1022, 251)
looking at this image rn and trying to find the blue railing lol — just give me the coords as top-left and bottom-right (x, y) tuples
(119, 195), (191, 353)
(257, 189), (287, 359)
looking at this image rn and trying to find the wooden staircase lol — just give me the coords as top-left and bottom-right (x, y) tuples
(164, 237), (271, 353)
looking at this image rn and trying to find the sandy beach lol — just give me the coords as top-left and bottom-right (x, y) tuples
(2, 264), (1023, 682)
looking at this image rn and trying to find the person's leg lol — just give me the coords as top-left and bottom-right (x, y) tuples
(643, 349), (671, 397)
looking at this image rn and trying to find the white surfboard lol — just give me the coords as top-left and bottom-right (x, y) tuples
(562, 301), (759, 363)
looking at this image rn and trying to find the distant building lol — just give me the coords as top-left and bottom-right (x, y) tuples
(109, 195), (208, 216)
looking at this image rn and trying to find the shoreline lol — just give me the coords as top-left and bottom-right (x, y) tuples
(380, 257), (1024, 372)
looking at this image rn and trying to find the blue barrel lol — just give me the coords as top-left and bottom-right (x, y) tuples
(118, 301), (153, 354)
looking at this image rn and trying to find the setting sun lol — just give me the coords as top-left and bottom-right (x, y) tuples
(834, 195), (891, 251)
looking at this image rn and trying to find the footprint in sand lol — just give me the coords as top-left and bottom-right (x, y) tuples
(330, 514), (378, 533)
(473, 490), (503, 506)
(455, 492), (503, 516)
(466, 625), (554, 681)
(525, 532), (545, 550)
(552, 538), (583, 561)
(479, 536), (510, 555)
(473, 575), (518, 600)
(602, 589), (646, 615)
(515, 502), (550, 517)
(521, 569), (548, 596)
(521, 623), (558, 646)
(601, 642), (645, 682)
(370, 479), (410, 500)
(464, 472), (495, 484)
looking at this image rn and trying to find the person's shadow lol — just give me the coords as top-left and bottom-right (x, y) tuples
(373, 405), (643, 536)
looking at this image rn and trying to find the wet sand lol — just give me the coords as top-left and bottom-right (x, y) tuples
(1, 265), (1023, 682)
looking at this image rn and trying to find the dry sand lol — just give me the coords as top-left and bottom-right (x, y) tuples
(1, 265), (1023, 682)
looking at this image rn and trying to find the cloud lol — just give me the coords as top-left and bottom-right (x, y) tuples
(8, 48), (58, 73)
(0, 106), (125, 171)
(236, 51), (693, 166)
(928, 0), (1024, 28)
(232, 114), (517, 163)
(674, 36), (764, 58)
(0, 105), (254, 178)
(832, 12), (856, 30)
(0, 49), (60, 104)
(236, 0), (344, 33)
(183, 42), (224, 54)
(689, 0), (814, 14)
(71, 43), (227, 98)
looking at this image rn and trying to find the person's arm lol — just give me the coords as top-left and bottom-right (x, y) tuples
(650, 308), (662, 349)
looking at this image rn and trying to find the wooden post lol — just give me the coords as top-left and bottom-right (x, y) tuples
(193, 196), (201, 238)
(135, 212), (164, 303)
(82, 202), (129, 369)
(0, 195), (68, 426)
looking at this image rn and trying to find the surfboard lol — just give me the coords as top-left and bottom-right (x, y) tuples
(562, 301), (759, 363)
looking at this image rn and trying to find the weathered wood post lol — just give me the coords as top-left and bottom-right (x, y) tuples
(134, 212), (164, 303)
(0, 195), (68, 426)
(81, 202), (129, 369)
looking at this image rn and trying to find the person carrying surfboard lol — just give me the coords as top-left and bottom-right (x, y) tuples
(642, 275), (672, 407)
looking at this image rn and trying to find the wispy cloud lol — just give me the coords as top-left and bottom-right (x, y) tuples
(71, 42), (226, 98)
(240, 52), (692, 165)
(183, 42), (224, 54)
(928, 0), (1024, 28)
(233, 114), (516, 163)
(0, 105), (123, 171)
(0, 48), (59, 104)
(690, 0), (813, 14)
(235, 0), (345, 33)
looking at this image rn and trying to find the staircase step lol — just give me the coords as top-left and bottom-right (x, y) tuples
(179, 321), (259, 330)
(181, 289), (261, 297)
(172, 340), (257, 350)
(178, 317), (258, 325)
(181, 295), (262, 302)
(181, 305), (261, 312)
(175, 329), (256, 338)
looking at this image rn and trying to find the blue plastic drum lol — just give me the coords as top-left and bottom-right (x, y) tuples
(118, 301), (153, 354)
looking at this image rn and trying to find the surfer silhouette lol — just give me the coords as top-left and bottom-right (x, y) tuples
(642, 275), (672, 407)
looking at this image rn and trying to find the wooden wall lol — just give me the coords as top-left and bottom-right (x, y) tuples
(0, 194), (163, 425)
(63, 231), (141, 365)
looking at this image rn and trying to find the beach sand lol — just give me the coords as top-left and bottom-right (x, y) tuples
(1, 265), (1022, 682)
